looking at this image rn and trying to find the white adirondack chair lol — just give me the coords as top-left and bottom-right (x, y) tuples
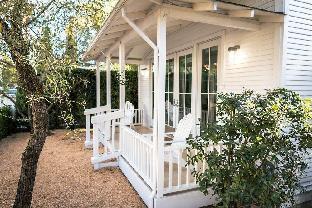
(164, 113), (194, 166)
(124, 101), (135, 128)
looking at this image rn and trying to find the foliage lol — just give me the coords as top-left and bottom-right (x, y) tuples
(47, 67), (139, 129)
(0, 106), (16, 139)
(187, 89), (312, 208)
(0, 0), (118, 206)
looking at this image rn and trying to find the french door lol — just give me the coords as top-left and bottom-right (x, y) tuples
(198, 42), (219, 125)
(161, 42), (219, 128)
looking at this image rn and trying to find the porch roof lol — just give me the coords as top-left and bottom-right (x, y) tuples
(82, 0), (284, 62)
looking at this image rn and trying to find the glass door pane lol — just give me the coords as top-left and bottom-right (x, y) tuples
(178, 53), (192, 122)
(200, 46), (218, 125)
(165, 59), (174, 126)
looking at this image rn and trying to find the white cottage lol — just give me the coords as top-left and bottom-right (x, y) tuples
(82, 0), (312, 207)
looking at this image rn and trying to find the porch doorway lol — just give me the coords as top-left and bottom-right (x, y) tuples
(198, 41), (219, 125)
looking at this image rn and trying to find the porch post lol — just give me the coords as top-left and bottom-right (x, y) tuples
(191, 43), (199, 136)
(96, 61), (101, 107)
(106, 55), (111, 109)
(119, 42), (126, 110)
(155, 10), (166, 198)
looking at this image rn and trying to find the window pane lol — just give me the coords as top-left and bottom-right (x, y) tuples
(169, 93), (174, 126)
(208, 94), (217, 123)
(166, 61), (169, 92)
(209, 46), (218, 93)
(169, 59), (174, 92)
(201, 94), (208, 124)
(185, 54), (192, 93)
(179, 94), (184, 120)
(179, 56), (185, 93)
(201, 48), (209, 93)
(185, 94), (192, 115)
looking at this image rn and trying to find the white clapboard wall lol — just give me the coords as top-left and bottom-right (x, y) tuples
(284, 0), (312, 191)
(284, 0), (312, 98)
(220, 0), (282, 12)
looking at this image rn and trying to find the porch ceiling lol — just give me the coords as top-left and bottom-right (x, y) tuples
(82, 0), (284, 63)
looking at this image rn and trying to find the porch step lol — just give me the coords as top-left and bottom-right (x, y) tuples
(91, 152), (119, 165)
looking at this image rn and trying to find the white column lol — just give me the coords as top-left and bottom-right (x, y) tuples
(148, 62), (153, 127)
(119, 42), (126, 109)
(155, 10), (166, 198)
(106, 55), (112, 109)
(191, 43), (199, 136)
(85, 114), (92, 148)
(96, 61), (101, 107)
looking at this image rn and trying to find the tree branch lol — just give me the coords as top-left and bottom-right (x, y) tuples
(26, 0), (57, 26)
(0, 59), (15, 68)
(0, 90), (27, 118)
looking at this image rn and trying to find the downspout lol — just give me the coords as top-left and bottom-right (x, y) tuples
(121, 8), (159, 199)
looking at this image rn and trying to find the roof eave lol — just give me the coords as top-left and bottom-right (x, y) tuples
(82, 0), (128, 62)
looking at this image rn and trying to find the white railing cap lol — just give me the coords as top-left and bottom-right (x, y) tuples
(84, 105), (110, 115)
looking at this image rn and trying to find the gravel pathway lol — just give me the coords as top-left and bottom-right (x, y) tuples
(0, 130), (145, 208)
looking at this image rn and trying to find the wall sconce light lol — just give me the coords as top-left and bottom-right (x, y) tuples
(228, 45), (240, 52)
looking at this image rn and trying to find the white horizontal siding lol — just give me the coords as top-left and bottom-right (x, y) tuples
(284, 0), (312, 192)
(221, 0), (281, 12)
(284, 0), (312, 98)
(222, 23), (279, 93)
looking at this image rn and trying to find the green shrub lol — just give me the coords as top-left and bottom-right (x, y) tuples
(0, 106), (16, 139)
(47, 67), (138, 129)
(187, 89), (312, 208)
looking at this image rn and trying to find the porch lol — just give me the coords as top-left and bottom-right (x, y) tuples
(82, 0), (284, 207)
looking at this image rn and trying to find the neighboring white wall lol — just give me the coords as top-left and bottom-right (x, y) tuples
(222, 23), (281, 93)
(0, 96), (15, 110)
(283, 0), (312, 98)
(283, 0), (312, 193)
(138, 64), (153, 127)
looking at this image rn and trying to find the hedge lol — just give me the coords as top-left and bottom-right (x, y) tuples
(13, 67), (139, 130)
(59, 68), (138, 129)
(0, 106), (16, 139)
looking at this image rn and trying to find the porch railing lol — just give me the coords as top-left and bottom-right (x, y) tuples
(84, 105), (111, 148)
(91, 110), (124, 169)
(84, 107), (144, 148)
(112, 108), (144, 126)
(120, 126), (155, 189)
(164, 141), (224, 194)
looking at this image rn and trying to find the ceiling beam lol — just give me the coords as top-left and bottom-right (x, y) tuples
(100, 31), (125, 41)
(107, 24), (131, 34)
(258, 15), (284, 23)
(163, 5), (260, 31)
(113, 11), (147, 25)
(148, 0), (163, 5)
(193, 1), (218, 11)
(229, 9), (255, 18)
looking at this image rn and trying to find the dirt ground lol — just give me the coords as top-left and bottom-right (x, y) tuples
(0, 130), (145, 208)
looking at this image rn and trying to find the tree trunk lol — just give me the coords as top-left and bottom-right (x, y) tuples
(13, 99), (48, 208)
(1, 5), (49, 208)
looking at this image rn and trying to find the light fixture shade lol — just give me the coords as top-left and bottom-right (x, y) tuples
(228, 45), (240, 52)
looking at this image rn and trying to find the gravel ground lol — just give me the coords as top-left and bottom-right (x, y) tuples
(0, 130), (145, 208)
